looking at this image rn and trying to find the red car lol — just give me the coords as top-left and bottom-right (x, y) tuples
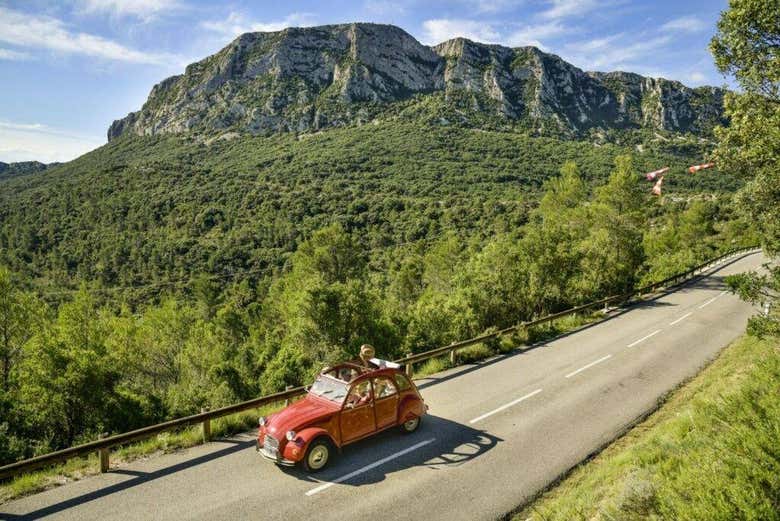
(257, 361), (427, 472)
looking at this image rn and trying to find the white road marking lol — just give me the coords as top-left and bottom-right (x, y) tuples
(669, 312), (693, 326)
(699, 291), (727, 309)
(627, 329), (662, 348)
(565, 355), (612, 379)
(305, 438), (437, 496)
(469, 389), (543, 424)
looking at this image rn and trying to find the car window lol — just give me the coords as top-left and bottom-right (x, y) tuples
(394, 373), (412, 391)
(373, 376), (398, 399)
(345, 380), (372, 407)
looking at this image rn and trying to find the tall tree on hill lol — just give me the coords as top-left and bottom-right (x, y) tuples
(577, 155), (645, 300)
(711, 0), (780, 336)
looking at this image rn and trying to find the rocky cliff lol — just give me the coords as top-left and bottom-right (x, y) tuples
(108, 23), (725, 141)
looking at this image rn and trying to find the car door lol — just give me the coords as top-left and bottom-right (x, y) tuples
(340, 379), (376, 443)
(372, 376), (400, 430)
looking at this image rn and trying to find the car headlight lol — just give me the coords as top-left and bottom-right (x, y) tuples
(259, 416), (267, 427)
(285, 430), (296, 441)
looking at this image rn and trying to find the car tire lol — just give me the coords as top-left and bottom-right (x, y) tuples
(302, 439), (331, 473)
(400, 416), (421, 433)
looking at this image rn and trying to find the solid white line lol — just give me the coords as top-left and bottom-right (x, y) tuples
(565, 355), (612, 378)
(469, 389), (543, 424)
(627, 329), (662, 348)
(669, 312), (693, 326)
(305, 438), (437, 496)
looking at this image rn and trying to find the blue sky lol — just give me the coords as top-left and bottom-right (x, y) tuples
(0, 0), (730, 163)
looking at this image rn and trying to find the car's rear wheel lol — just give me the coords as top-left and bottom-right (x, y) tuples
(400, 416), (420, 433)
(303, 439), (331, 473)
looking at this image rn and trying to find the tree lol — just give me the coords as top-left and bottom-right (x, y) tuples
(0, 267), (41, 392)
(711, 0), (780, 335)
(521, 161), (589, 313)
(577, 155), (646, 298)
(19, 289), (119, 447)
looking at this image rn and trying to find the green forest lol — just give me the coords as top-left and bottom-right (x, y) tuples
(0, 121), (757, 465)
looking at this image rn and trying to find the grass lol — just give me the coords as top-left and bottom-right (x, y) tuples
(413, 311), (603, 379)
(513, 333), (780, 521)
(0, 403), (290, 504)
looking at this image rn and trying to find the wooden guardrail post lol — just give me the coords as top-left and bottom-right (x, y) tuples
(405, 362), (413, 378)
(98, 433), (109, 473)
(201, 408), (211, 442)
(449, 342), (457, 365)
(284, 386), (293, 406)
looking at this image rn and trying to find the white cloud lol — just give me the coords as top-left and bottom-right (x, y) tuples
(0, 121), (104, 163)
(562, 33), (672, 71)
(420, 19), (502, 45)
(661, 16), (707, 33)
(0, 47), (31, 61)
(200, 12), (318, 40)
(506, 21), (566, 48)
(78, 0), (181, 20)
(539, 0), (600, 20)
(0, 7), (176, 65)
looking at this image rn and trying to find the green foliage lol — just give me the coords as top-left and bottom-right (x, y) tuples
(0, 118), (752, 469)
(0, 122), (739, 303)
(711, 0), (780, 335)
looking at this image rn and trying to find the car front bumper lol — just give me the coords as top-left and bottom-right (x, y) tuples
(257, 440), (296, 466)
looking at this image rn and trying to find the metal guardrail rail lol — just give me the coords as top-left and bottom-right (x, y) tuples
(0, 246), (759, 481)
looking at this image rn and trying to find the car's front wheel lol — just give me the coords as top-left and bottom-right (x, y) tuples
(302, 439), (331, 473)
(400, 416), (420, 433)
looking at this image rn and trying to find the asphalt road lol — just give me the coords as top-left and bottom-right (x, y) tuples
(1, 251), (766, 521)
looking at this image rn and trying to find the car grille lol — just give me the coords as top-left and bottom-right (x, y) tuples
(264, 434), (279, 451)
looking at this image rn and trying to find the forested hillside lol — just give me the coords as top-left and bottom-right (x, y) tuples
(0, 127), (756, 465)
(0, 122), (736, 303)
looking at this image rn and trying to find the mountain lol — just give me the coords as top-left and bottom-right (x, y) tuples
(0, 160), (53, 181)
(108, 23), (726, 141)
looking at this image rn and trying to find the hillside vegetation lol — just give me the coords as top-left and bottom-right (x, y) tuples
(0, 128), (755, 466)
(0, 122), (736, 301)
(515, 333), (780, 521)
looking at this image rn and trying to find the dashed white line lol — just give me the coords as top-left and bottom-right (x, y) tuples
(305, 438), (436, 496)
(669, 312), (693, 326)
(565, 355), (612, 379)
(627, 329), (662, 348)
(469, 389), (543, 424)
(699, 291), (727, 309)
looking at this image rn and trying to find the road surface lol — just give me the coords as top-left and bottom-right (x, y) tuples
(1, 251), (766, 521)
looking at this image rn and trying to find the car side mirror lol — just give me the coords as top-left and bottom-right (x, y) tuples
(344, 402), (354, 410)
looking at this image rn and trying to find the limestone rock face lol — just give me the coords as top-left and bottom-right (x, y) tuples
(108, 23), (725, 141)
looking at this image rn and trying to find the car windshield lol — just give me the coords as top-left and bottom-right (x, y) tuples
(309, 375), (348, 403)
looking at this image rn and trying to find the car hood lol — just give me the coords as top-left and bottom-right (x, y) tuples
(266, 394), (339, 438)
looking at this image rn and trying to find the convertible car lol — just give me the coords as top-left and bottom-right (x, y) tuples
(257, 361), (427, 472)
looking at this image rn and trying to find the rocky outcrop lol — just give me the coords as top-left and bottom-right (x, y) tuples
(108, 23), (726, 141)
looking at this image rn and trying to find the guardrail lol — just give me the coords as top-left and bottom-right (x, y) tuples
(0, 246), (759, 482)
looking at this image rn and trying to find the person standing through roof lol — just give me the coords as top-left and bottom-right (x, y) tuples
(359, 344), (377, 367)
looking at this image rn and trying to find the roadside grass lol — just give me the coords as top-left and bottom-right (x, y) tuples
(0, 310), (603, 504)
(414, 311), (603, 379)
(514, 334), (780, 521)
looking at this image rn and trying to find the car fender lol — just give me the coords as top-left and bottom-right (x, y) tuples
(283, 427), (336, 462)
(398, 395), (425, 423)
